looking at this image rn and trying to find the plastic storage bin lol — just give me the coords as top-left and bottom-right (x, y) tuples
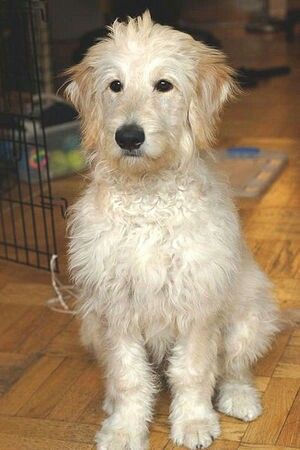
(18, 120), (85, 183)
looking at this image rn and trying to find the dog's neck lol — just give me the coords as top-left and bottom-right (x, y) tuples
(91, 153), (214, 195)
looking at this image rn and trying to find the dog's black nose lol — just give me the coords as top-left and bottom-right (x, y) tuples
(115, 124), (145, 151)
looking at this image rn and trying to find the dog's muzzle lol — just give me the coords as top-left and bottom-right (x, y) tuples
(115, 124), (145, 156)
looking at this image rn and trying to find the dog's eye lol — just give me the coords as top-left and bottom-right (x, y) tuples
(154, 79), (173, 92)
(109, 80), (123, 92)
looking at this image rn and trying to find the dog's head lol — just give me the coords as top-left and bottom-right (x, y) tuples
(65, 11), (236, 175)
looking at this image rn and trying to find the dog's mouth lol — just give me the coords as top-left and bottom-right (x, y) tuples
(122, 149), (143, 157)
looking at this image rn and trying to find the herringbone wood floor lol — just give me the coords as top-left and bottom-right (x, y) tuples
(0, 17), (299, 450)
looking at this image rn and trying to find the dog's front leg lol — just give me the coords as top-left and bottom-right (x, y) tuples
(96, 331), (156, 450)
(168, 324), (220, 449)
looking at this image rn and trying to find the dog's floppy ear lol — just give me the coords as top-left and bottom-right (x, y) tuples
(64, 61), (92, 114)
(64, 61), (101, 152)
(188, 43), (237, 149)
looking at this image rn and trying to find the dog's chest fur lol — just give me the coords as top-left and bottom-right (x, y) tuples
(69, 164), (241, 332)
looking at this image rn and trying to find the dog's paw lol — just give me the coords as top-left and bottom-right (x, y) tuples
(95, 417), (148, 450)
(171, 414), (221, 449)
(216, 381), (262, 422)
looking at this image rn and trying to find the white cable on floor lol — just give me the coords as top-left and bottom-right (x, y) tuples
(47, 254), (79, 315)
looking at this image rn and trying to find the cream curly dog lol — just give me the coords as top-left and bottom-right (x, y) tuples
(65, 11), (285, 450)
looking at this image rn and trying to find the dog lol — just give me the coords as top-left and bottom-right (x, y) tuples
(65, 11), (285, 450)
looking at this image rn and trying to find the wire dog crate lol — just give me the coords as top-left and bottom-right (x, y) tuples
(0, 0), (62, 271)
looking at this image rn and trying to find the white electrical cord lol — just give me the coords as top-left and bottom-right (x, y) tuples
(47, 255), (79, 315)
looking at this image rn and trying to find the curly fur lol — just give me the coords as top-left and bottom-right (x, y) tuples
(65, 11), (282, 450)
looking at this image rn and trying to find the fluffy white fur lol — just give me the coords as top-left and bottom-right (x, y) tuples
(66, 12), (281, 450)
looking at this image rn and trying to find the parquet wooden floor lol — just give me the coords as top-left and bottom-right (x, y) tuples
(0, 12), (299, 450)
